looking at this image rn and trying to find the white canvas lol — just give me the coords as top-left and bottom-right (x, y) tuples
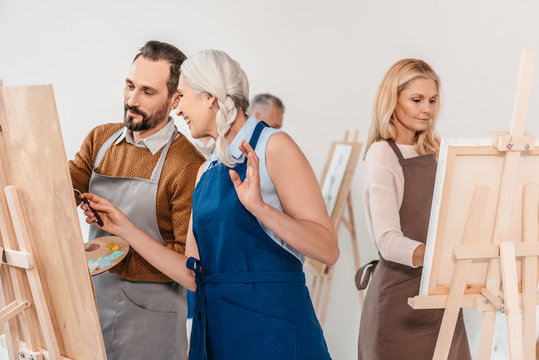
(321, 144), (353, 215)
(419, 137), (539, 296)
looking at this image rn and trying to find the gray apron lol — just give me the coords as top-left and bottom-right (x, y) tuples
(356, 139), (470, 360)
(89, 127), (187, 360)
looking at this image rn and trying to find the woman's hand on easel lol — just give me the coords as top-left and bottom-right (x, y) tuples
(229, 140), (266, 216)
(81, 193), (137, 239)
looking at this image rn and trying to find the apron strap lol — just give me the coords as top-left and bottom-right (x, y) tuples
(186, 257), (208, 360)
(248, 121), (269, 150)
(385, 139), (405, 162)
(205, 120), (269, 172)
(185, 257), (305, 285)
(203, 271), (305, 283)
(93, 128), (125, 169)
(150, 126), (179, 181)
(355, 259), (379, 290)
(93, 124), (179, 180)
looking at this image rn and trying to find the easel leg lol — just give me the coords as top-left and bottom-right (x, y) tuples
(0, 263), (17, 360)
(313, 275), (324, 313)
(0, 184), (40, 351)
(315, 193), (362, 325)
(434, 186), (489, 359)
(522, 184), (538, 360)
(477, 310), (496, 360)
(318, 267), (334, 325)
(499, 241), (524, 359)
(345, 194), (360, 271)
(433, 258), (472, 359)
(4, 186), (62, 359)
(345, 194), (364, 305)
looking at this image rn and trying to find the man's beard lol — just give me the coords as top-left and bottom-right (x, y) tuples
(123, 102), (170, 131)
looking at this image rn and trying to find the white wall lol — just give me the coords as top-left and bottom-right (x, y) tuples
(1, 0), (539, 359)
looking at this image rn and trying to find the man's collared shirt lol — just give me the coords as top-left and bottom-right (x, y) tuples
(114, 117), (178, 155)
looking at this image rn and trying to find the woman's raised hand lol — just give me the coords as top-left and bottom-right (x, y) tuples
(80, 193), (136, 238)
(229, 140), (266, 216)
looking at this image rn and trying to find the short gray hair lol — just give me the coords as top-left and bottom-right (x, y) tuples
(180, 49), (249, 167)
(248, 93), (285, 113)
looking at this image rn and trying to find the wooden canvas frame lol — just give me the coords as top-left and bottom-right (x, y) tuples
(409, 51), (538, 359)
(0, 83), (106, 359)
(419, 138), (539, 297)
(304, 131), (362, 327)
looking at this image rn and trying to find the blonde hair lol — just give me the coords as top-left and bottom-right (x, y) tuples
(180, 49), (249, 167)
(365, 58), (442, 157)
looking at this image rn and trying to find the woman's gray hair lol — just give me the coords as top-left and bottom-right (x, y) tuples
(180, 49), (249, 167)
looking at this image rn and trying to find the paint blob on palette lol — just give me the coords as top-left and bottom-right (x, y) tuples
(88, 250), (125, 273)
(85, 236), (129, 276)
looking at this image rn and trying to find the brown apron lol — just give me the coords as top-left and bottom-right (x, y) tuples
(356, 139), (470, 360)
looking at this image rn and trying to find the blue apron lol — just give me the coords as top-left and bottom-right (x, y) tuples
(187, 121), (331, 360)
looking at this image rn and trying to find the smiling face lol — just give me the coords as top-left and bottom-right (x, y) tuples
(393, 77), (438, 144)
(123, 56), (177, 132)
(176, 75), (218, 139)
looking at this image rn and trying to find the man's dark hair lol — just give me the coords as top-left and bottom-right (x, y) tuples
(133, 40), (187, 97)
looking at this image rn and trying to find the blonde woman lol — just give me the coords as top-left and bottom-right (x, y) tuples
(356, 59), (470, 359)
(82, 49), (337, 360)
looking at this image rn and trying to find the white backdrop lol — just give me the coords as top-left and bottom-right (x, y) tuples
(1, 0), (539, 359)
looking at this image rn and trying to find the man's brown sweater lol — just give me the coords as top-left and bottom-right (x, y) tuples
(70, 123), (205, 282)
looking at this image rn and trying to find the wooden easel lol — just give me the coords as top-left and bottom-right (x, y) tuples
(305, 130), (362, 327)
(0, 185), (64, 359)
(409, 51), (539, 359)
(0, 81), (106, 359)
(0, 78), (61, 359)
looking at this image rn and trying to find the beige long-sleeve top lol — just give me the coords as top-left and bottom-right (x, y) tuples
(363, 141), (424, 268)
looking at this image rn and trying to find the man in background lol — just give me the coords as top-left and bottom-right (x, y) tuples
(248, 93), (285, 129)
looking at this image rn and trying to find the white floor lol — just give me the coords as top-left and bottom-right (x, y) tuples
(464, 306), (539, 359)
(0, 308), (534, 359)
(463, 308), (509, 359)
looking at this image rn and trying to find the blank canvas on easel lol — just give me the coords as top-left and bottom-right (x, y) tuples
(321, 144), (353, 215)
(420, 137), (539, 297)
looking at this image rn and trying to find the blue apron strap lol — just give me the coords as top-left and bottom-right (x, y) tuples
(203, 271), (305, 283)
(248, 121), (268, 150)
(186, 257), (208, 360)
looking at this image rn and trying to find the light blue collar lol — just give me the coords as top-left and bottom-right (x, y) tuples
(209, 115), (259, 163)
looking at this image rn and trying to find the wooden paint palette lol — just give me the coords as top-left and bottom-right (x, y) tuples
(85, 236), (129, 276)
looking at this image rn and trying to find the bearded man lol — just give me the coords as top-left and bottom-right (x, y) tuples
(69, 40), (204, 360)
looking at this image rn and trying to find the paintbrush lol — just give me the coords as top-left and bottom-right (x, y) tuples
(73, 189), (104, 227)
